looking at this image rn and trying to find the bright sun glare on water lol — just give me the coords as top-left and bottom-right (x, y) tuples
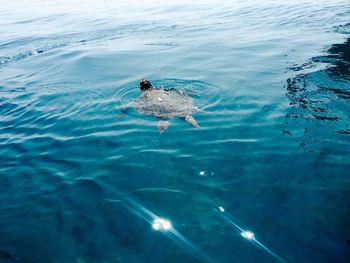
(241, 231), (255, 240)
(152, 218), (172, 231)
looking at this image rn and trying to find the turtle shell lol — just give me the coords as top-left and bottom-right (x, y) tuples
(135, 89), (196, 118)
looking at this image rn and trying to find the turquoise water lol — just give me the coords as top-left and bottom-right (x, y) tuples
(1, 0), (350, 262)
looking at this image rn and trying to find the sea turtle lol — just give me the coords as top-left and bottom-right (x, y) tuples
(134, 79), (200, 133)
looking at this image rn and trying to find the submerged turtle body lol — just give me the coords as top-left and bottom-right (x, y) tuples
(134, 79), (200, 132)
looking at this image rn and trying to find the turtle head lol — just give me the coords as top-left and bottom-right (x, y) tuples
(140, 79), (153, 91)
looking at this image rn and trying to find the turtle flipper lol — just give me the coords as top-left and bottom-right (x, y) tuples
(157, 118), (170, 133)
(181, 115), (200, 128)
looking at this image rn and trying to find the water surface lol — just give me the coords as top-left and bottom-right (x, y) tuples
(0, 0), (350, 262)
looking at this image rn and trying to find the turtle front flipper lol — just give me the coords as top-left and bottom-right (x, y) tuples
(157, 118), (170, 133)
(181, 115), (200, 128)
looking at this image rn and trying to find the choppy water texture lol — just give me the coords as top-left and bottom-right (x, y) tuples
(1, 0), (350, 262)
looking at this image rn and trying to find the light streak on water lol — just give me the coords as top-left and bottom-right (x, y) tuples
(106, 196), (283, 262)
(116, 195), (212, 262)
(215, 205), (285, 262)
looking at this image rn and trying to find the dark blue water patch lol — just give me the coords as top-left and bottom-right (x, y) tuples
(283, 35), (350, 260)
(334, 23), (350, 34)
(285, 36), (350, 124)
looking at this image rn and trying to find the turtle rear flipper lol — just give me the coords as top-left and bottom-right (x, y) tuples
(157, 118), (170, 133)
(181, 115), (200, 128)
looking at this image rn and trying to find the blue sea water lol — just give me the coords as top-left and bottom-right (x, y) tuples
(0, 0), (350, 262)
